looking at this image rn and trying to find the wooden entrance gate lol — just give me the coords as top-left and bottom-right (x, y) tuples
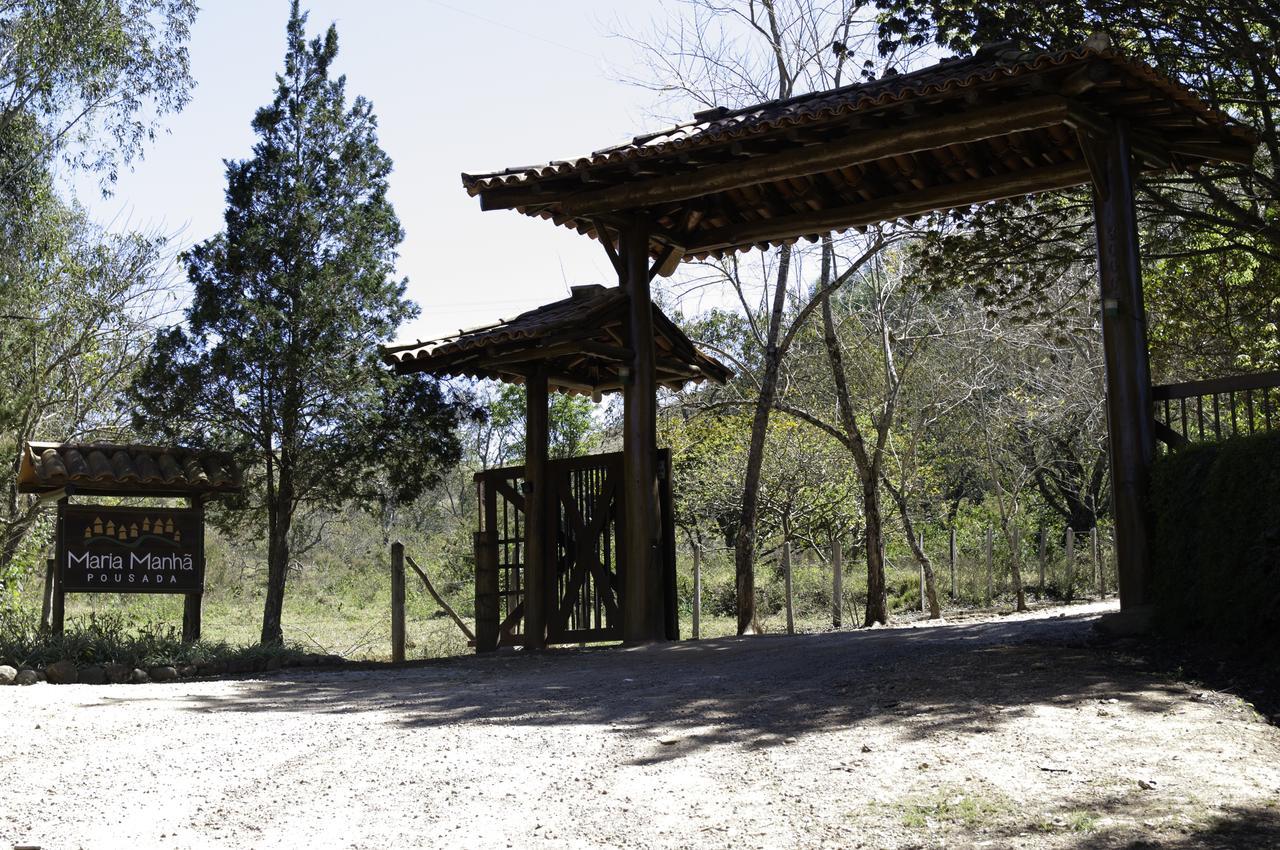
(473, 449), (676, 650)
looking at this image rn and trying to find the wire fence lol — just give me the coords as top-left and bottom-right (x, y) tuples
(680, 523), (1118, 635)
(937, 524), (1117, 608)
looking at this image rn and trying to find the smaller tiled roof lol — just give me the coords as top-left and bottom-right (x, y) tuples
(17, 442), (243, 496)
(382, 284), (732, 395)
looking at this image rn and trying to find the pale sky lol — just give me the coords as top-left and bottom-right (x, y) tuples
(76, 0), (698, 344)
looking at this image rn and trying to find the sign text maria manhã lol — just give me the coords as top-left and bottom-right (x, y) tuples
(60, 505), (204, 593)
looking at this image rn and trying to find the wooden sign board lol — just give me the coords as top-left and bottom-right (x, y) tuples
(58, 504), (204, 593)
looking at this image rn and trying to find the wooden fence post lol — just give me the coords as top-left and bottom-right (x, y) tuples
(1065, 527), (1075, 600)
(391, 541), (406, 663)
(1092, 526), (1102, 599)
(782, 540), (794, 635)
(919, 532), (926, 613)
(1038, 528), (1047, 599)
(949, 527), (957, 601)
(984, 527), (994, 606)
(832, 536), (843, 628)
(1012, 526), (1021, 601)
(692, 542), (702, 640)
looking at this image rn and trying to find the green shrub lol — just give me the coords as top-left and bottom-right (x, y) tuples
(1150, 430), (1280, 656)
(0, 607), (312, 670)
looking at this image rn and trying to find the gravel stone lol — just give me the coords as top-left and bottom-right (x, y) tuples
(149, 666), (179, 682)
(45, 660), (78, 685)
(78, 665), (108, 685)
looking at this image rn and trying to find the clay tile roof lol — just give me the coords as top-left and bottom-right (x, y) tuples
(382, 284), (732, 395)
(17, 442), (243, 496)
(462, 40), (1258, 261)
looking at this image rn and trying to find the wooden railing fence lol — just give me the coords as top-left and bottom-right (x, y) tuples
(1153, 370), (1280, 449)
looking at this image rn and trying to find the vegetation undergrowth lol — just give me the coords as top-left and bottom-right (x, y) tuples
(0, 609), (314, 671)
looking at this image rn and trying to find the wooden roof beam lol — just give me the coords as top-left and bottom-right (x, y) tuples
(684, 160), (1093, 255)
(479, 97), (1072, 215)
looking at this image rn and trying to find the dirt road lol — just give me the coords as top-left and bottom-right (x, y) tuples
(3, 603), (1278, 849)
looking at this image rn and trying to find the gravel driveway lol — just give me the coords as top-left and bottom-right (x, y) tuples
(3, 603), (1278, 849)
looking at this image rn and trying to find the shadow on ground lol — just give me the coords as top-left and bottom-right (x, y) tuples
(1064, 803), (1280, 849)
(162, 611), (1188, 761)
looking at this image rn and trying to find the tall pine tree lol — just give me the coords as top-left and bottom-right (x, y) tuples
(131, 2), (464, 644)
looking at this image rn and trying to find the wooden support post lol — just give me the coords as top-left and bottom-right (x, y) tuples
(832, 536), (843, 628)
(391, 541), (406, 663)
(183, 497), (204, 643)
(1066, 527), (1076, 599)
(692, 541), (702, 640)
(182, 591), (203, 643)
(524, 364), (551, 650)
(782, 540), (794, 635)
(984, 527), (994, 607)
(949, 527), (957, 601)
(51, 497), (66, 636)
(474, 529), (500, 652)
(1038, 528), (1048, 599)
(1083, 119), (1155, 609)
(620, 216), (664, 643)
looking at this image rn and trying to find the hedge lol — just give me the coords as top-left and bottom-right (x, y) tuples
(1150, 430), (1280, 655)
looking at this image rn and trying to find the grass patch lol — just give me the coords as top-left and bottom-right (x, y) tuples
(900, 789), (1009, 830)
(1030, 809), (1101, 834)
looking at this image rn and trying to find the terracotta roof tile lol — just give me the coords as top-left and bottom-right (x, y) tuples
(461, 44), (1251, 195)
(461, 41), (1258, 261)
(17, 442), (243, 496)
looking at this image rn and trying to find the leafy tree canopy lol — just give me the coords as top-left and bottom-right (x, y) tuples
(0, 0), (197, 193)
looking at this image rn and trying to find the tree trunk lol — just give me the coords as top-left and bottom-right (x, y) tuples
(1003, 522), (1028, 612)
(734, 246), (791, 635)
(0, 481), (40, 583)
(884, 477), (941, 618)
(260, 469), (294, 645)
(862, 476), (889, 625)
(817, 248), (888, 627)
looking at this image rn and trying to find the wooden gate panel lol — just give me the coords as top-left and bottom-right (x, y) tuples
(549, 453), (624, 643)
(474, 449), (672, 648)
